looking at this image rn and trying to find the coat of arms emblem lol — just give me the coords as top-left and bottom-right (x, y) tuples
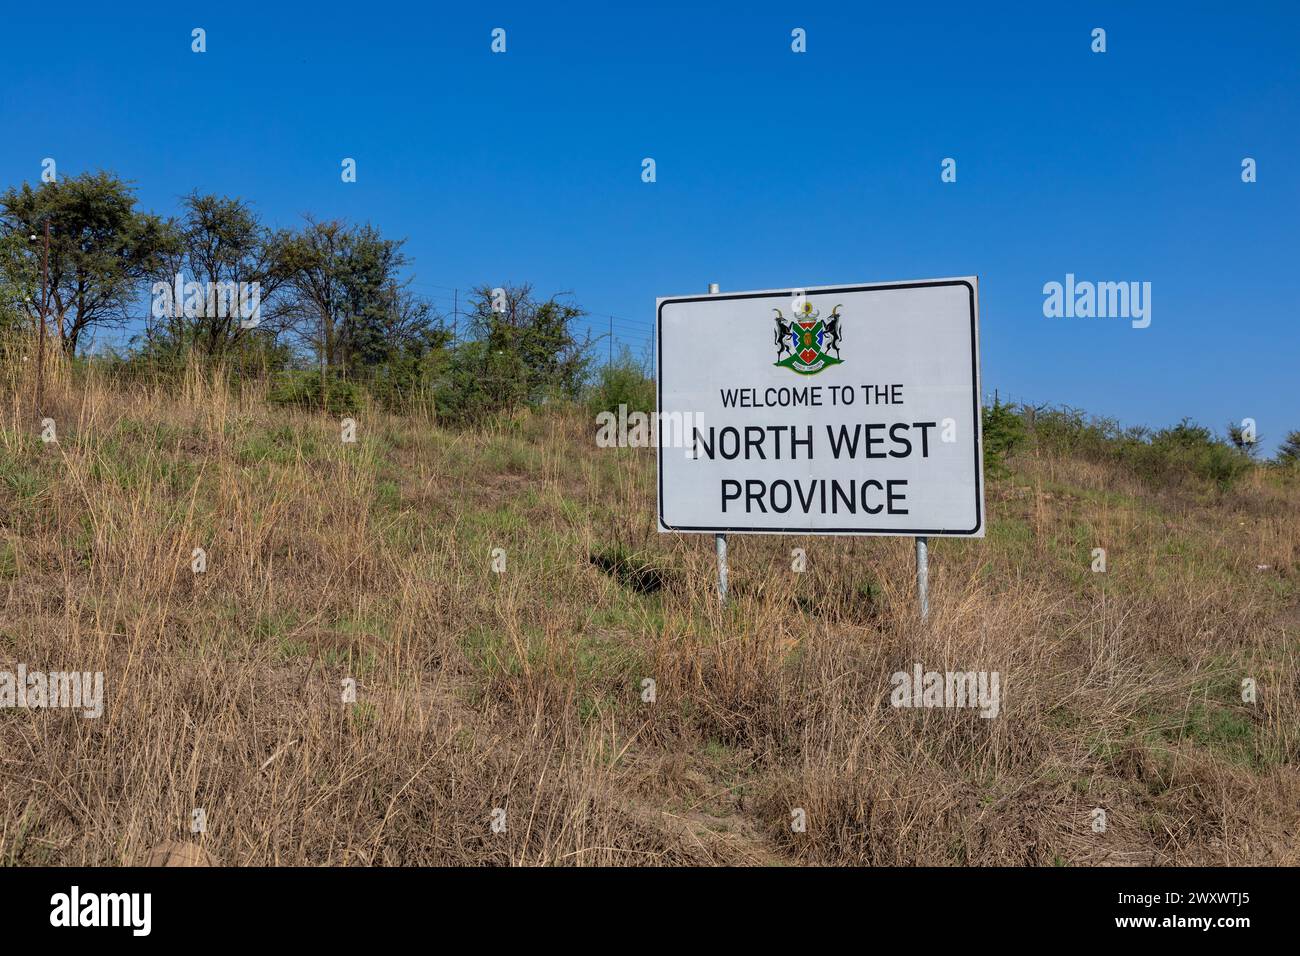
(773, 301), (843, 374)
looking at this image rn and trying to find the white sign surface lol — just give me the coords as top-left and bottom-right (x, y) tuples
(656, 278), (984, 536)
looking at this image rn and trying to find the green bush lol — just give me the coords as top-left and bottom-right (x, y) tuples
(361, 349), (443, 414)
(432, 285), (592, 426)
(1029, 408), (1252, 490)
(268, 370), (364, 416)
(1278, 430), (1300, 466)
(1194, 443), (1254, 488)
(587, 348), (654, 416)
(982, 398), (1027, 479)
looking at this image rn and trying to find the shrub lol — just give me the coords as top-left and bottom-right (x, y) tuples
(1029, 407), (1252, 490)
(1278, 430), (1300, 466)
(1144, 420), (1252, 489)
(982, 398), (1027, 479)
(587, 347), (653, 416)
(360, 348), (444, 414)
(267, 369), (364, 416)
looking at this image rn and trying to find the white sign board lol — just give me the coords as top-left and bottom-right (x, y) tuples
(656, 278), (983, 536)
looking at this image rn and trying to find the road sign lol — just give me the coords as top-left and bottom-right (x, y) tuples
(656, 278), (984, 537)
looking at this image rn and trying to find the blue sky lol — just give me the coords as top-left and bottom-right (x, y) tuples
(2, 1), (1297, 451)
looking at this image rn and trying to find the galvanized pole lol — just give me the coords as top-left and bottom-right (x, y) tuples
(915, 536), (929, 620)
(715, 531), (728, 605)
(708, 282), (728, 606)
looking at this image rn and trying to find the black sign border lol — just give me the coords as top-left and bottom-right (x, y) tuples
(656, 278), (983, 536)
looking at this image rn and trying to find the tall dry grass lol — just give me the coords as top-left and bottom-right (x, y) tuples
(0, 350), (1296, 865)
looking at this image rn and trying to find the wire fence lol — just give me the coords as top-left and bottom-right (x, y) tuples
(404, 280), (655, 370)
(4, 280), (658, 420)
(12, 279), (656, 376)
(1, 342), (643, 426)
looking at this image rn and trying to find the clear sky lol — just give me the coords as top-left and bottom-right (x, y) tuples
(2, 1), (1296, 451)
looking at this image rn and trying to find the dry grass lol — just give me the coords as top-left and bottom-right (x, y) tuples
(1, 355), (1296, 866)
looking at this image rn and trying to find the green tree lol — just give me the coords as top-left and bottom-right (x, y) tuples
(1226, 420), (1262, 459)
(466, 283), (591, 407)
(0, 172), (171, 354)
(588, 345), (654, 415)
(146, 192), (294, 360)
(280, 218), (438, 376)
(0, 230), (38, 338)
(334, 225), (430, 371)
(982, 397), (1027, 479)
(1278, 430), (1300, 465)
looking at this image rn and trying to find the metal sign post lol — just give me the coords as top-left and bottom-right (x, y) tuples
(715, 530), (729, 605)
(708, 282), (728, 606)
(915, 536), (929, 620)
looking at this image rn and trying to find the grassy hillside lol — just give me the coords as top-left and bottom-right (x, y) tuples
(1, 361), (1297, 866)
